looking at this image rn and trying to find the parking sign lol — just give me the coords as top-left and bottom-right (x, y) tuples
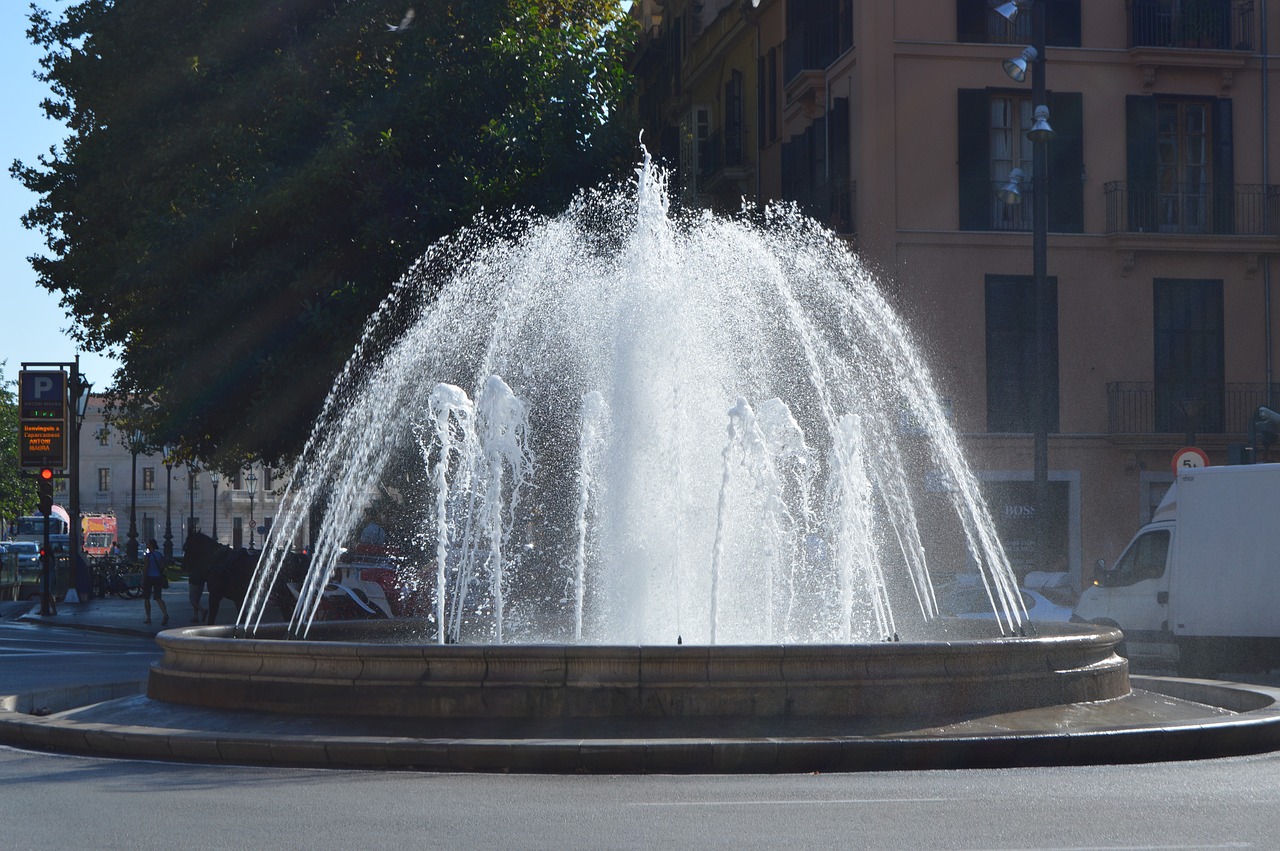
(18, 369), (68, 471)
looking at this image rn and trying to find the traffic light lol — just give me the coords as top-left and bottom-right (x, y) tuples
(37, 468), (55, 515)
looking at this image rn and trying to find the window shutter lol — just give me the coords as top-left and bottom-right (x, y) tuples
(1212, 98), (1234, 235)
(1048, 92), (1084, 233)
(986, 276), (1059, 433)
(1126, 95), (1157, 232)
(958, 89), (990, 230)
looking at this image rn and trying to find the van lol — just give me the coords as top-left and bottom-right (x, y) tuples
(1073, 463), (1280, 675)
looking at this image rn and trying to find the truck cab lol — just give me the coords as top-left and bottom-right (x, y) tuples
(1076, 522), (1176, 666)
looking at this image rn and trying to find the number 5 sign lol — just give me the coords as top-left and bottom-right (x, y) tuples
(1172, 446), (1210, 475)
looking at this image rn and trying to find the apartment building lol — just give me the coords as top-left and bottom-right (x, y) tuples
(631, 0), (1280, 586)
(68, 398), (285, 554)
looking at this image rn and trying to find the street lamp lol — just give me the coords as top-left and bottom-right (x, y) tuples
(70, 368), (93, 600)
(209, 471), (221, 543)
(246, 470), (258, 550)
(162, 444), (175, 559)
(126, 430), (146, 561)
(995, 0), (1054, 573)
(186, 460), (199, 547)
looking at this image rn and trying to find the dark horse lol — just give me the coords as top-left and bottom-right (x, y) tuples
(182, 532), (303, 625)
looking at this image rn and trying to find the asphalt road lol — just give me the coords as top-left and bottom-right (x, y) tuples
(4, 612), (1280, 849)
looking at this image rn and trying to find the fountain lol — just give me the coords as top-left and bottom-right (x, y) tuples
(242, 147), (1029, 646)
(130, 150), (1280, 771)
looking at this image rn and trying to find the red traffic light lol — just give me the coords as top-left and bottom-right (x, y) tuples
(39, 468), (54, 481)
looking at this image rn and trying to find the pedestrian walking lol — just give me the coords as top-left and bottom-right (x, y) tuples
(142, 539), (169, 626)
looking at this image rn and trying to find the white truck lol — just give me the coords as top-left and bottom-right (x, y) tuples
(1073, 463), (1280, 676)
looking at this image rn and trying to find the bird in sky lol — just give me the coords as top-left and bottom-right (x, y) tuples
(387, 8), (415, 31)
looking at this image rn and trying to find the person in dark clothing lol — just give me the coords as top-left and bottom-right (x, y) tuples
(142, 538), (169, 626)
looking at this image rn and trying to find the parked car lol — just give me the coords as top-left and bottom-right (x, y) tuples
(935, 575), (1075, 623)
(6, 541), (41, 577)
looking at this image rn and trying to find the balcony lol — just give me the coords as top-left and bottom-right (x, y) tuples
(697, 129), (752, 195)
(1129, 0), (1254, 51)
(1107, 382), (1279, 437)
(1104, 181), (1280, 236)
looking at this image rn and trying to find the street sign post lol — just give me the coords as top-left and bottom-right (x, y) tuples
(18, 369), (68, 471)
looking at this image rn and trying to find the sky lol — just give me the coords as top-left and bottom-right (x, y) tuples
(1, 4), (122, 394)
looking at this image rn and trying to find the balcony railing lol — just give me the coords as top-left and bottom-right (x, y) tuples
(1130, 0), (1254, 51)
(698, 128), (744, 186)
(1104, 181), (1280, 236)
(784, 20), (837, 83)
(1107, 382), (1280, 436)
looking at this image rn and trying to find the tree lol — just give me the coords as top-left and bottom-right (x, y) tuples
(13, 0), (636, 467)
(0, 365), (38, 525)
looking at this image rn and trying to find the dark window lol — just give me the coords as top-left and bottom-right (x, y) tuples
(785, 0), (853, 82)
(781, 98), (851, 233)
(725, 70), (744, 167)
(768, 49), (778, 142)
(985, 275), (1059, 433)
(1125, 95), (1234, 234)
(1130, 0), (1242, 51)
(757, 56), (766, 150)
(957, 0), (1081, 46)
(143, 467), (156, 492)
(1154, 279), (1224, 433)
(97, 468), (110, 492)
(958, 89), (1084, 232)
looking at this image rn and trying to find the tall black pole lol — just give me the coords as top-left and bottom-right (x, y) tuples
(69, 356), (89, 599)
(163, 457), (174, 559)
(1031, 1), (1052, 573)
(127, 439), (140, 561)
(187, 461), (197, 545)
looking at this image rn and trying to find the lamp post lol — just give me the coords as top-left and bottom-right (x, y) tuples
(997, 0), (1055, 573)
(209, 471), (221, 543)
(71, 366), (93, 600)
(186, 460), (199, 546)
(126, 430), (145, 561)
(162, 444), (175, 559)
(246, 470), (258, 550)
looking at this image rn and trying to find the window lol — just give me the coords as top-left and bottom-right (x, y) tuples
(1154, 279), (1224, 434)
(230, 471), (242, 490)
(263, 468), (275, 491)
(785, 0), (854, 83)
(680, 105), (710, 192)
(1130, 0), (1241, 51)
(97, 468), (111, 492)
(768, 49), (778, 142)
(956, 0), (1081, 46)
(1105, 529), (1171, 586)
(958, 90), (1084, 232)
(989, 94), (1034, 231)
(985, 275), (1059, 433)
(97, 428), (109, 447)
(1157, 100), (1209, 233)
(1125, 95), (1234, 234)
(724, 70), (744, 168)
(143, 467), (156, 491)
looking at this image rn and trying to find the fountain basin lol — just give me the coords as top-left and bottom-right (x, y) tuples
(148, 621), (1127, 727)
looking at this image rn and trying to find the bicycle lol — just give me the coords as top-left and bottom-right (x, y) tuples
(91, 555), (143, 599)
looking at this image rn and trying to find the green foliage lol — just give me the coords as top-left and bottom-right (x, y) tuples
(0, 365), (38, 523)
(13, 0), (637, 468)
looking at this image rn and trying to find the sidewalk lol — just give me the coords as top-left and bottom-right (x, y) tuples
(16, 580), (229, 639)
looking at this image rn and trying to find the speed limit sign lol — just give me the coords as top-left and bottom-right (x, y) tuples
(1172, 446), (1210, 475)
